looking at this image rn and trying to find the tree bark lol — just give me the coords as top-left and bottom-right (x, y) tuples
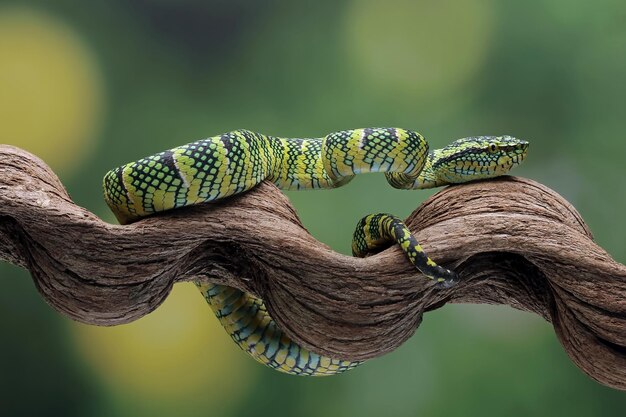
(1, 144), (625, 390)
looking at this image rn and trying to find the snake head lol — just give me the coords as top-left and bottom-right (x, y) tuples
(431, 135), (529, 185)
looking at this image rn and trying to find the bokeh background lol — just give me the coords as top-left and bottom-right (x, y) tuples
(1, 0), (625, 415)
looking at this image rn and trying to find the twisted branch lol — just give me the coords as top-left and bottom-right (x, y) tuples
(1, 145), (625, 389)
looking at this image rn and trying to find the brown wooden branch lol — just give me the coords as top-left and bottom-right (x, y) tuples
(1, 144), (625, 390)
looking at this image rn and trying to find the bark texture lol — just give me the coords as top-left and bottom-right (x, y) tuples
(1, 144), (625, 390)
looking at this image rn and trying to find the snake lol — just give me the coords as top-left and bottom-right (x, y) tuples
(103, 127), (528, 376)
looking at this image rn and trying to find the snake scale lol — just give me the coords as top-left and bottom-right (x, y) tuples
(104, 127), (528, 376)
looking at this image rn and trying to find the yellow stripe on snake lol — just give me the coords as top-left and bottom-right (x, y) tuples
(103, 127), (528, 376)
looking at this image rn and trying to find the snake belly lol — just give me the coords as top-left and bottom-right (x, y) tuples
(103, 128), (471, 376)
(195, 283), (362, 375)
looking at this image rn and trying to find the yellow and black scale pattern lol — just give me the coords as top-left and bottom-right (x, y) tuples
(104, 127), (529, 376)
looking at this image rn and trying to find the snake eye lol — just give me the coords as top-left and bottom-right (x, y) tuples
(489, 143), (498, 153)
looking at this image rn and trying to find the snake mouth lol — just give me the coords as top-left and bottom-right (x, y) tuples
(517, 141), (530, 154)
(501, 140), (529, 167)
(515, 142), (529, 163)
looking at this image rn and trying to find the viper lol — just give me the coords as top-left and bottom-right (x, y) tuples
(103, 127), (528, 376)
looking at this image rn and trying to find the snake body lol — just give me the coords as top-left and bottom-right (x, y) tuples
(104, 128), (528, 376)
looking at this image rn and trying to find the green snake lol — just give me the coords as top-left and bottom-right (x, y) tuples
(103, 127), (528, 376)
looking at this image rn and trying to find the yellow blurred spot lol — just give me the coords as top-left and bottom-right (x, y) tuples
(345, 0), (494, 98)
(0, 7), (103, 174)
(70, 283), (254, 412)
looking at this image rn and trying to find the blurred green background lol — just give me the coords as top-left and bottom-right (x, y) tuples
(1, 0), (625, 415)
